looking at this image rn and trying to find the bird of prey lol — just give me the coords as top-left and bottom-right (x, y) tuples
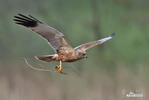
(13, 14), (115, 74)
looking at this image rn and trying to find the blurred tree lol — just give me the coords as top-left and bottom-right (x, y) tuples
(91, 0), (101, 40)
(91, 0), (104, 51)
(0, 0), (148, 68)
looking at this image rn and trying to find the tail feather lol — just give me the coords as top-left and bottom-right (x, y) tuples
(35, 55), (57, 62)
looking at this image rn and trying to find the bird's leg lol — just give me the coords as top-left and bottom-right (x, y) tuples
(55, 60), (63, 73)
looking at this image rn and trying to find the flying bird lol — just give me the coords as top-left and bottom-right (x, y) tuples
(13, 14), (115, 74)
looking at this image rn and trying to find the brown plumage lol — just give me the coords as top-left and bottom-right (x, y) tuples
(13, 14), (115, 74)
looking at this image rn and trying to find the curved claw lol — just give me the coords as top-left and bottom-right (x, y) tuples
(55, 65), (63, 73)
(55, 65), (67, 75)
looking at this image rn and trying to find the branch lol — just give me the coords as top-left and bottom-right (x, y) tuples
(23, 57), (67, 75)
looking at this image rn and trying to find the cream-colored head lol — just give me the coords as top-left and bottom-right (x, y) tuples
(75, 49), (87, 59)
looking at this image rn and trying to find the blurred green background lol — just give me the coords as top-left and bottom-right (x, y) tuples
(0, 0), (149, 100)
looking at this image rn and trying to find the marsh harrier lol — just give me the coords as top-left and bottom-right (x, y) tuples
(14, 14), (115, 74)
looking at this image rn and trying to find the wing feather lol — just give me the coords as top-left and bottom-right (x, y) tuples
(13, 14), (72, 52)
(74, 33), (115, 51)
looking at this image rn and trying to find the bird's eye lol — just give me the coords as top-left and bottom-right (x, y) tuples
(82, 53), (86, 56)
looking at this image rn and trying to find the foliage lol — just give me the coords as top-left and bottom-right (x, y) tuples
(0, 0), (149, 69)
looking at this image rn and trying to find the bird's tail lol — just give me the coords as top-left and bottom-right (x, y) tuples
(35, 54), (57, 62)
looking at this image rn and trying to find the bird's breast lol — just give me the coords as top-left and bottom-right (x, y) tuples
(57, 51), (79, 62)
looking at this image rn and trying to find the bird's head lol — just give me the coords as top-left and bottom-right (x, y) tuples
(75, 49), (87, 59)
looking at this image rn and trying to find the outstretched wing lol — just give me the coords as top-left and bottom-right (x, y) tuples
(13, 14), (72, 52)
(74, 33), (115, 51)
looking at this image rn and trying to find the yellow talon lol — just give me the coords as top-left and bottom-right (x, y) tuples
(55, 60), (63, 73)
(55, 60), (67, 74)
(55, 65), (63, 73)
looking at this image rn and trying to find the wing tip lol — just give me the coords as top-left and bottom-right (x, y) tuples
(13, 13), (41, 27)
(110, 33), (115, 38)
